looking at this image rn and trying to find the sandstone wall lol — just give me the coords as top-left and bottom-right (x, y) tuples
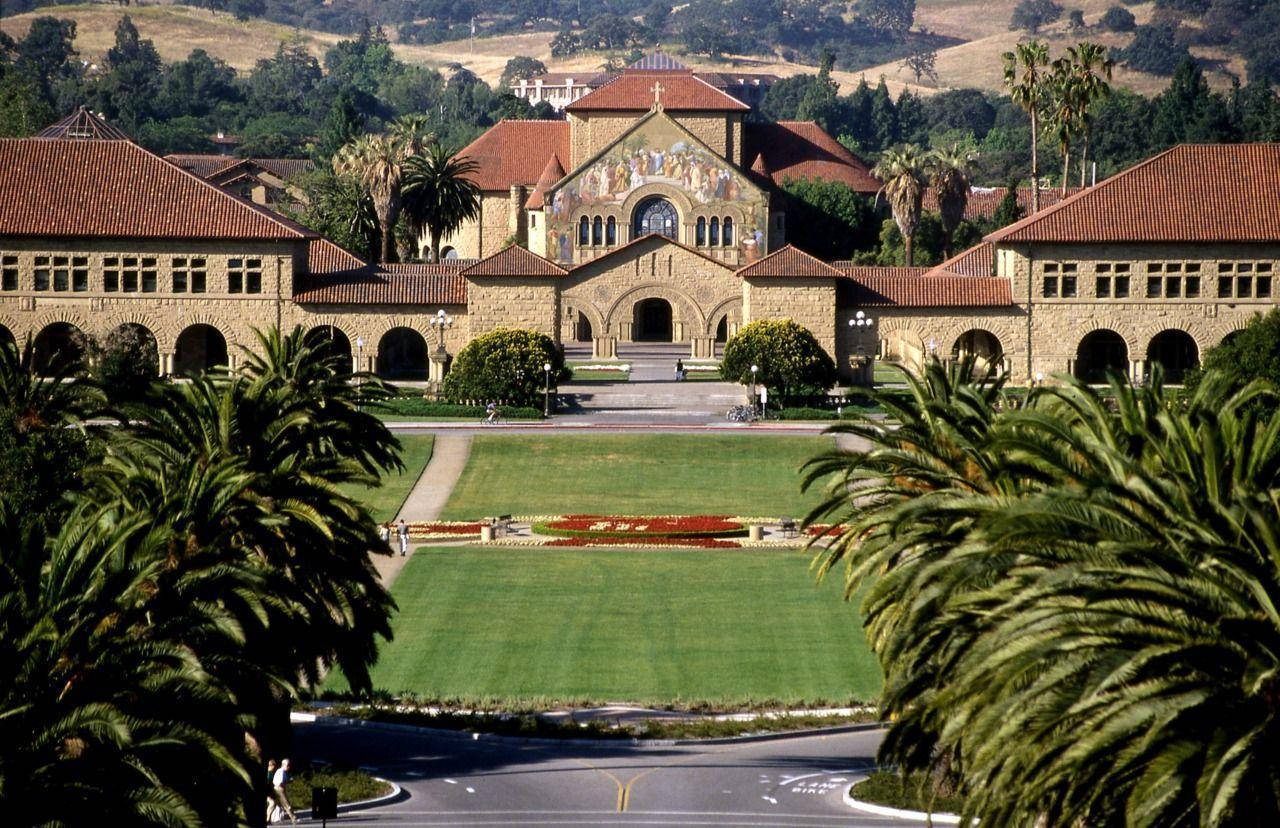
(743, 277), (837, 360)
(464, 277), (561, 342)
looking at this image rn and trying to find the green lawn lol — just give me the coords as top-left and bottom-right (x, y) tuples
(439, 434), (833, 519)
(331, 546), (880, 707)
(338, 434), (434, 523)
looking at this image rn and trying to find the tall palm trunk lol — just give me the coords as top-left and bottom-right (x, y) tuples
(1080, 128), (1091, 187)
(1061, 143), (1070, 197)
(905, 233), (915, 267)
(1030, 110), (1040, 213)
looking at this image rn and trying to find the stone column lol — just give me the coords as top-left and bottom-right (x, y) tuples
(429, 348), (449, 384)
(691, 336), (715, 359)
(672, 321), (685, 342)
(161, 352), (175, 376)
(593, 336), (617, 360)
(1131, 359), (1145, 384)
(619, 322), (633, 341)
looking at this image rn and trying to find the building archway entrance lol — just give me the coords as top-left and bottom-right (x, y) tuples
(952, 329), (1004, 373)
(174, 324), (228, 375)
(633, 298), (673, 342)
(33, 322), (90, 375)
(1075, 329), (1128, 383)
(1147, 329), (1198, 383)
(576, 314), (594, 342)
(305, 325), (353, 368)
(377, 327), (428, 379)
(0, 323), (15, 354)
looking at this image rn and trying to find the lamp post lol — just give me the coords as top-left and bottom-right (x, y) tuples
(428, 309), (453, 386)
(750, 363), (758, 414)
(429, 309), (453, 351)
(848, 311), (875, 385)
(543, 361), (552, 418)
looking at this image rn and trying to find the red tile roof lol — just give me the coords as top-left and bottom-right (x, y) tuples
(845, 273), (1013, 307)
(0, 139), (314, 240)
(165, 153), (240, 177)
(926, 242), (994, 278)
(293, 268), (467, 305)
(461, 244), (568, 277)
(743, 122), (880, 194)
(525, 153), (566, 209)
(308, 238), (371, 276)
(988, 144), (1280, 243)
(921, 185), (1080, 223)
(735, 244), (844, 278)
(566, 71), (749, 112)
(456, 120), (571, 192)
(832, 263), (927, 278)
(36, 107), (132, 141)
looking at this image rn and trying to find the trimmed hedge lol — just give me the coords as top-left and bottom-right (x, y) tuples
(375, 397), (542, 419)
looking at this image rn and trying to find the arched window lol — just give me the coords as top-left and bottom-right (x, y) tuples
(578, 216), (589, 245)
(696, 216), (706, 246)
(722, 216), (733, 246)
(633, 197), (679, 239)
(592, 216), (603, 246)
(606, 216), (617, 245)
(709, 217), (720, 247)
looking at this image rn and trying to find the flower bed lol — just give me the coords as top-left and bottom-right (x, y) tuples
(545, 535), (742, 549)
(533, 515), (748, 540)
(405, 521), (484, 539)
(805, 524), (848, 538)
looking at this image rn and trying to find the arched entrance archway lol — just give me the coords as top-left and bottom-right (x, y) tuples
(633, 197), (678, 240)
(174, 324), (228, 375)
(1147, 329), (1198, 383)
(305, 325), (353, 367)
(103, 323), (159, 379)
(715, 316), (728, 343)
(576, 314), (594, 342)
(952, 329), (1004, 373)
(33, 322), (90, 375)
(1075, 329), (1128, 383)
(633, 298), (673, 342)
(377, 327), (427, 379)
(883, 329), (926, 373)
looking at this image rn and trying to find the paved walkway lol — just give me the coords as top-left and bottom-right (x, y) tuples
(372, 433), (473, 586)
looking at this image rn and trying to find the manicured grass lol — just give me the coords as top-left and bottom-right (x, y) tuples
(570, 368), (630, 381)
(284, 766), (392, 809)
(337, 435), (433, 524)
(848, 771), (965, 816)
(440, 434), (833, 519)
(329, 546), (880, 707)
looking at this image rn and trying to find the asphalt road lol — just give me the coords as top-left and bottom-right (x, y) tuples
(292, 720), (917, 826)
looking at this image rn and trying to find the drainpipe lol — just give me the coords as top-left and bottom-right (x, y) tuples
(276, 254), (283, 334)
(1025, 247), (1034, 382)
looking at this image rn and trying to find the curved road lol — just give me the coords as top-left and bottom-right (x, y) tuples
(294, 720), (918, 826)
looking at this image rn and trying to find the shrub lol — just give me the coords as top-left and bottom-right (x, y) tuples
(1118, 23), (1192, 76)
(719, 319), (837, 403)
(93, 324), (157, 401)
(441, 328), (568, 407)
(1010, 0), (1064, 33)
(1101, 5), (1136, 31)
(1184, 309), (1280, 408)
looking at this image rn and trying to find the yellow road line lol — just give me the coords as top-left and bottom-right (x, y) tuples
(572, 758), (626, 811)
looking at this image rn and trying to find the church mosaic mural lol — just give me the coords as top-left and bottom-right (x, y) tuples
(544, 115), (768, 263)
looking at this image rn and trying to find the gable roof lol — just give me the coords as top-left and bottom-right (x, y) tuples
(525, 153), (567, 210)
(455, 120), (571, 191)
(165, 153), (240, 177)
(461, 244), (568, 277)
(566, 70), (749, 113)
(736, 244), (844, 279)
(296, 239), (470, 304)
(988, 144), (1280, 243)
(36, 107), (132, 141)
(743, 122), (880, 194)
(926, 242), (995, 278)
(570, 233), (737, 274)
(844, 271), (1013, 307)
(0, 138), (314, 240)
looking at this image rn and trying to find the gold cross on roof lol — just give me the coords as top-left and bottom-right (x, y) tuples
(650, 81), (664, 107)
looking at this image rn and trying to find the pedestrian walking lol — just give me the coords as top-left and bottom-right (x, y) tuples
(265, 759), (279, 824)
(379, 522), (391, 544)
(398, 518), (410, 556)
(272, 758), (297, 825)
(675, 358), (684, 381)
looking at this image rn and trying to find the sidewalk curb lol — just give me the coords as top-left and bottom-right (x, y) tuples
(300, 713), (886, 748)
(841, 778), (963, 824)
(294, 775), (403, 818)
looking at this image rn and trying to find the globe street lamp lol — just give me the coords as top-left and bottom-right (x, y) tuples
(750, 363), (758, 414)
(543, 361), (552, 418)
(429, 308), (453, 352)
(848, 311), (875, 385)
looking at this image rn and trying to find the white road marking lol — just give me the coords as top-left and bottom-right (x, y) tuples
(466, 786), (476, 793)
(760, 795), (777, 804)
(444, 779), (457, 784)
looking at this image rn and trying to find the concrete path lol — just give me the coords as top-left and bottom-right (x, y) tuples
(372, 433), (473, 586)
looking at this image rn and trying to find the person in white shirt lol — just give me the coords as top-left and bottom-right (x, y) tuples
(272, 758), (298, 825)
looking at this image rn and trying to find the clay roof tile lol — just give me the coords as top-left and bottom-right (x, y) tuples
(736, 244), (844, 279)
(460, 244), (568, 277)
(456, 120), (572, 192)
(742, 122), (879, 194)
(525, 153), (567, 209)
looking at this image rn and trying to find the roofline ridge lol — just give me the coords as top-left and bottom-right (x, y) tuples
(984, 144), (1184, 243)
(569, 233), (736, 273)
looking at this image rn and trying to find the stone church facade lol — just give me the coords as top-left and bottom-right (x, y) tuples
(2, 97), (1278, 389)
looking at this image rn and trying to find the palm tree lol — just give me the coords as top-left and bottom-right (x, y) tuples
(928, 145), (976, 258)
(1065, 41), (1113, 186)
(872, 144), (928, 266)
(401, 142), (482, 263)
(804, 365), (1280, 824)
(333, 133), (407, 263)
(1044, 59), (1081, 196)
(1003, 41), (1050, 213)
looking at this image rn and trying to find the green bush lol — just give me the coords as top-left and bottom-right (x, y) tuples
(719, 319), (836, 403)
(1101, 5), (1136, 32)
(441, 328), (569, 407)
(1184, 308), (1280, 409)
(93, 324), (158, 402)
(849, 771), (965, 815)
(283, 765), (391, 809)
(375, 397), (542, 419)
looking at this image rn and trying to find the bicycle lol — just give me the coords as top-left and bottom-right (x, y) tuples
(726, 404), (758, 423)
(482, 405), (504, 425)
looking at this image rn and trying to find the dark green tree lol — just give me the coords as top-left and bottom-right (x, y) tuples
(780, 177), (881, 259)
(15, 16), (79, 105)
(442, 328), (567, 406)
(719, 319), (837, 403)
